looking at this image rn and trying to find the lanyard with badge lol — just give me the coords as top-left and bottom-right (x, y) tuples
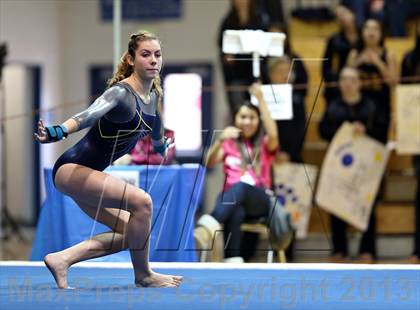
(237, 140), (260, 187)
(237, 139), (275, 196)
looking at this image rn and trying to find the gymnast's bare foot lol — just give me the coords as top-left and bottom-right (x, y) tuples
(135, 271), (183, 288)
(44, 253), (71, 289)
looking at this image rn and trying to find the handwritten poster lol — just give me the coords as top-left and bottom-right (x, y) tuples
(250, 84), (293, 120)
(273, 163), (318, 239)
(315, 122), (390, 231)
(396, 84), (420, 154)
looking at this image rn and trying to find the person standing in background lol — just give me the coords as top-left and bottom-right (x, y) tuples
(347, 18), (398, 145)
(322, 5), (358, 105)
(319, 67), (387, 263)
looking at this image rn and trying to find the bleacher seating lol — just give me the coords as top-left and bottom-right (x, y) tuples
(286, 18), (418, 236)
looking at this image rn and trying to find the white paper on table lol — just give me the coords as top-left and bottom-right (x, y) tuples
(250, 84), (293, 120)
(273, 163), (318, 239)
(395, 84), (420, 155)
(315, 122), (390, 231)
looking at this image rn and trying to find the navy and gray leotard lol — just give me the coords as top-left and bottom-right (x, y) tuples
(52, 81), (165, 186)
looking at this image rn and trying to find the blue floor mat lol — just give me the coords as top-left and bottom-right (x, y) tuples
(1, 262), (419, 310)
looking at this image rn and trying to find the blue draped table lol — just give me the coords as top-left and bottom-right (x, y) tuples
(31, 164), (205, 262)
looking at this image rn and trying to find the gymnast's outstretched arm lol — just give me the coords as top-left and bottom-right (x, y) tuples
(34, 85), (128, 143)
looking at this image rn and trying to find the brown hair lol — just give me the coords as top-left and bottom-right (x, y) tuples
(107, 30), (163, 111)
(232, 101), (263, 177)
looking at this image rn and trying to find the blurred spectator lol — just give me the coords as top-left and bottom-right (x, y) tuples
(113, 129), (176, 166)
(401, 18), (420, 83)
(267, 24), (308, 164)
(319, 67), (387, 263)
(291, 0), (336, 21)
(322, 5), (359, 104)
(405, 0), (420, 21)
(205, 83), (279, 262)
(261, 0), (285, 27)
(400, 18), (420, 264)
(341, 0), (420, 37)
(218, 0), (270, 114)
(341, 0), (365, 27)
(347, 18), (398, 144)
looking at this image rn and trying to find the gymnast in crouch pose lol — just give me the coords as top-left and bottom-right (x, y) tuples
(34, 30), (182, 288)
